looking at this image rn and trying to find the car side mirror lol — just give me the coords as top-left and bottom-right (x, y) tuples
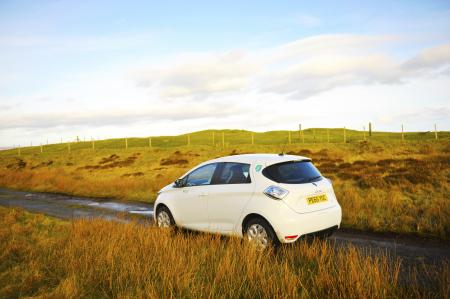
(174, 178), (184, 188)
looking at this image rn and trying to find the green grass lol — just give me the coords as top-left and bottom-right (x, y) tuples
(2, 128), (449, 156)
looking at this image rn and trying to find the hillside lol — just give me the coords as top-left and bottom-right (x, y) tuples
(0, 130), (449, 239)
(1, 128), (448, 156)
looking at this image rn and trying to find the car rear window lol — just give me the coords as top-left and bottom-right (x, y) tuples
(262, 161), (322, 184)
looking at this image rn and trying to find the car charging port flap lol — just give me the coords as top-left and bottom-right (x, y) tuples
(263, 185), (289, 200)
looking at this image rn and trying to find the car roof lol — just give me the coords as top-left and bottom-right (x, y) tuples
(206, 153), (311, 166)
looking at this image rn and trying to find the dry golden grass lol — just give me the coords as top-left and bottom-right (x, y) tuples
(0, 207), (448, 299)
(0, 140), (449, 238)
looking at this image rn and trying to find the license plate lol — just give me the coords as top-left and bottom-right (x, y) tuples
(306, 194), (328, 205)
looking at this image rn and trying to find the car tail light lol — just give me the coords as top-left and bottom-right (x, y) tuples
(263, 186), (289, 200)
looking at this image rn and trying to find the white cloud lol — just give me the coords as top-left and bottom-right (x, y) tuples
(132, 35), (450, 100)
(132, 50), (259, 98)
(260, 54), (402, 98)
(401, 43), (450, 74)
(0, 101), (242, 130)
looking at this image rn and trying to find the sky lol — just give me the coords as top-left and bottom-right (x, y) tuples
(1, 0), (450, 147)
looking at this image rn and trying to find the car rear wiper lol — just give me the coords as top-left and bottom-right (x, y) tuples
(307, 176), (322, 183)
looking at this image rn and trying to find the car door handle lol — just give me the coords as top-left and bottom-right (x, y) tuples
(199, 192), (209, 197)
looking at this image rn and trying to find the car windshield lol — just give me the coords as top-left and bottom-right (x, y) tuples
(262, 161), (322, 184)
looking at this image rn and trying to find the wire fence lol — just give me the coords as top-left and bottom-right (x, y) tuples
(4, 126), (449, 157)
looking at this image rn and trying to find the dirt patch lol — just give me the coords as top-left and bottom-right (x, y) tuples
(160, 158), (188, 166)
(358, 141), (384, 154)
(31, 160), (53, 170)
(6, 158), (27, 170)
(160, 151), (191, 166)
(122, 172), (144, 177)
(229, 149), (250, 156)
(287, 149), (312, 156)
(77, 155), (138, 171)
(99, 154), (120, 164)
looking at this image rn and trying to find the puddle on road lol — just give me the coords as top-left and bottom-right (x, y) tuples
(9, 190), (155, 217)
(86, 202), (154, 216)
(129, 210), (154, 215)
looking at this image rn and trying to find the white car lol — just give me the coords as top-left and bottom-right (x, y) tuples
(155, 153), (342, 247)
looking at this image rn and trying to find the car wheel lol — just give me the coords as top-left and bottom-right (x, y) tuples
(156, 206), (175, 228)
(245, 217), (279, 249)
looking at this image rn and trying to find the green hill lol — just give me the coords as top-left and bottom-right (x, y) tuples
(1, 128), (448, 157)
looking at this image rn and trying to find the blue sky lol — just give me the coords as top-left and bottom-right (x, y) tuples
(1, 0), (449, 146)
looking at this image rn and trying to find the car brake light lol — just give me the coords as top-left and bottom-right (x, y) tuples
(263, 186), (289, 200)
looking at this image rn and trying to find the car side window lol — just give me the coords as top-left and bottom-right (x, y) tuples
(185, 163), (218, 187)
(216, 162), (251, 184)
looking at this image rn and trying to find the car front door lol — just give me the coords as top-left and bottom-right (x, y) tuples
(206, 162), (255, 234)
(173, 163), (219, 231)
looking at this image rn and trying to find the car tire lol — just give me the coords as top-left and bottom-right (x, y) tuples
(245, 217), (280, 249)
(156, 206), (175, 228)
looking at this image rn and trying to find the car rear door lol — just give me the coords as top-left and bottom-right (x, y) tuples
(206, 162), (255, 234)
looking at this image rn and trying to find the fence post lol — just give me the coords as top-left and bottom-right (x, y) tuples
(363, 126), (366, 141)
(222, 132), (225, 148)
(343, 127), (346, 143)
(435, 124), (438, 140)
(187, 134), (191, 146)
(288, 131), (291, 145)
(369, 122), (372, 137)
(251, 132), (254, 145)
(92, 139), (95, 150)
(313, 129), (316, 143)
(125, 138), (128, 149)
(212, 132), (215, 146)
(298, 124), (301, 142)
(302, 128), (305, 143)
(18, 145), (21, 157)
(40, 144), (43, 154)
(327, 129), (330, 143)
(149, 137), (152, 148)
(68, 142), (71, 153)
(401, 124), (404, 143)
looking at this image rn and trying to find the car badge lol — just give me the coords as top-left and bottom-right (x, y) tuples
(255, 164), (262, 172)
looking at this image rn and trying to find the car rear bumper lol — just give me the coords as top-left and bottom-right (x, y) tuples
(273, 203), (342, 243)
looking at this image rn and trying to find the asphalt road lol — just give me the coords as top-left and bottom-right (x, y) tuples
(1, 188), (448, 269)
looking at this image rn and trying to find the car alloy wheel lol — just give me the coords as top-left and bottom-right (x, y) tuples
(247, 223), (269, 249)
(157, 210), (172, 228)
